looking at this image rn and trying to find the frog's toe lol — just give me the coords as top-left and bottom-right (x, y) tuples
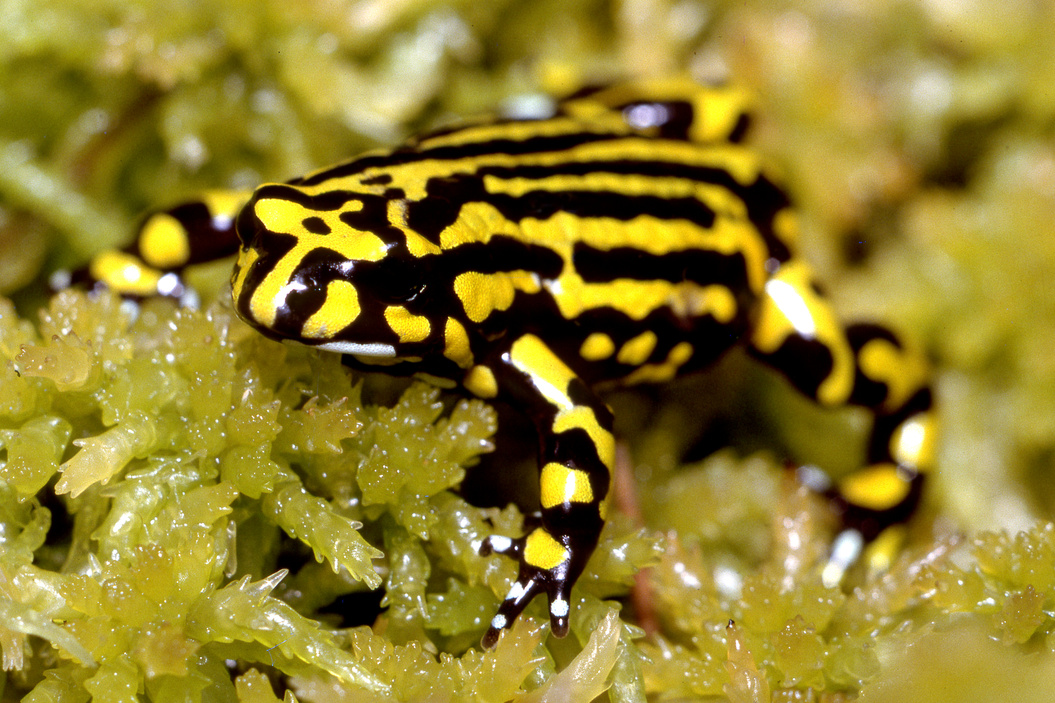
(478, 533), (521, 559)
(481, 566), (573, 648)
(481, 530), (581, 647)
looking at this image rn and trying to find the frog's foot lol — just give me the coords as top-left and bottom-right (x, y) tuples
(479, 526), (576, 649)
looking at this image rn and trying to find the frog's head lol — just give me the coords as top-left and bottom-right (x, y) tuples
(231, 184), (433, 359)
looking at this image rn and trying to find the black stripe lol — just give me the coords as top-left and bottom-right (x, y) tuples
(405, 170), (719, 243)
(499, 189), (717, 227)
(471, 159), (792, 260)
(297, 131), (624, 187)
(436, 235), (564, 278)
(573, 242), (750, 288)
(251, 183), (362, 211)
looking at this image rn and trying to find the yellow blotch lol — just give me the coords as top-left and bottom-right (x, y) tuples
(509, 335), (576, 411)
(417, 115), (593, 152)
(404, 231), (442, 258)
(443, 318), (473, 368)
(554, 277), (669, 320)
(139, 213), (191, 269)
(540, 462), (594, 509)
(301, 281), (361, 339)
(686, 285), (737, 323)
(252, 197), (385, 265)
(890, 412), (938, 471)
(523, 528), (569, 571)
(580, 333), (615, 361)
(863, 525), (907, 572)
(464, 365), (498, 398)
(90, 251), (162, 297)
(253, 197), (305, 232)
(686, 84), (753, 143)
(508, 269), (541, 294)
(384, 305), (431, 343)
(553, 405), (615, 470)
(439, 201), (518, 249)
(617, 330), (658, 366)
(454, 272), (517, 324)
(838, 464), (911, 512)
(619, 341), (694, 386)
(859, 338), (929, 411)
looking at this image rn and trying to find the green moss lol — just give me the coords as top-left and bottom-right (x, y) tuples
(5, 0), (1055, 700)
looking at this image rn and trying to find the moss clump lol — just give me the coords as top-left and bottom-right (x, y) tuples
(0, 291), (662, 699)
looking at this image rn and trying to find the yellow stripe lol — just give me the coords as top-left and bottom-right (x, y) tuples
(388, 199), (442, 258)
(858, 337), (929, 411)
(509, 334), (576, 412)
(751, 261), (854, 406)
(300, 138), (766, 204)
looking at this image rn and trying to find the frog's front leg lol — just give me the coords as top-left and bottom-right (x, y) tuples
(476, 334), (612, 649)
(64, 190), (248, 301)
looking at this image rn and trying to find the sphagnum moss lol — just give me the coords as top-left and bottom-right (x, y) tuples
(0, 290), (661, 700)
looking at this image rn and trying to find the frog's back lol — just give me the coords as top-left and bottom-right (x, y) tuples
(234, 79), (799, 387)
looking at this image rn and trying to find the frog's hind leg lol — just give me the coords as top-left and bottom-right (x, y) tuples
(746, 260), (936, 580)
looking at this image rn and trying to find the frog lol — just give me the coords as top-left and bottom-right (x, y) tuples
(72, 77), (936, 648)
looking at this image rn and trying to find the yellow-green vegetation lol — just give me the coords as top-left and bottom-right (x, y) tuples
(3, 0), (1055, 701)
